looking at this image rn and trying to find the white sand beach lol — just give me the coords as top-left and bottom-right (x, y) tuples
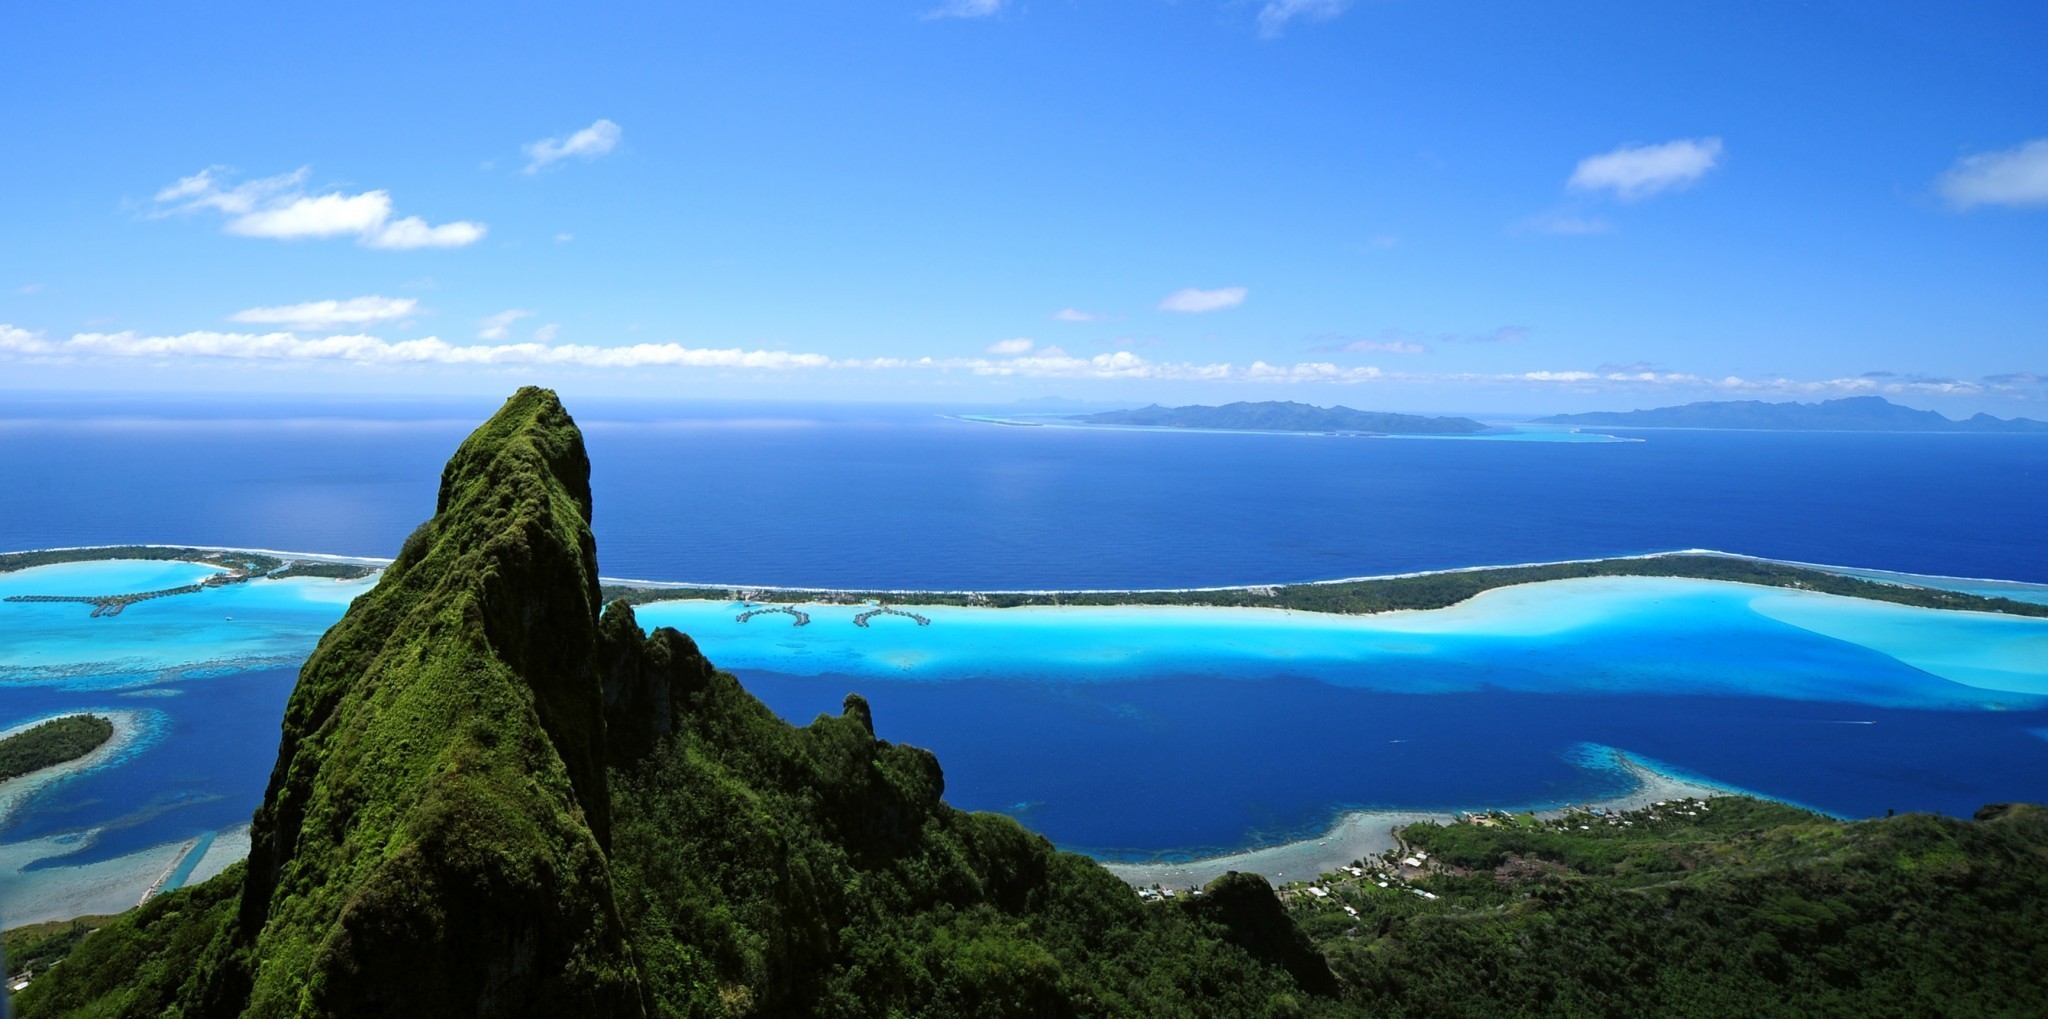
(1101, 751), (1733, 889)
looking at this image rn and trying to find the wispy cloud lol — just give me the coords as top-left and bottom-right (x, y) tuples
(524, 119), (623, 174)
(1568, 137), (1724, 201)
(1468, 325), (1528, 344)
(229, 296), (418, 331)
(1158, 286), (1248, 313)
(1317, 325), (1526, 354)
(1985, 371), (2046, 386)
(986, 337), (1037, 355)
(478, 309), (534, 341)
(153, 167), (485, 249)
(1051, 308), (1104, 323)
(533, 324), (561, 343)
(1257, 0), (1351, 38)
(1313, 336), (1430, 355)
(16, 283), (41, 295)
(923, 0), (1005, 20)
(1937, 138), (2048, 210)
(1514, 211), (1612, 236)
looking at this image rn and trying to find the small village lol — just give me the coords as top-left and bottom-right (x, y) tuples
(1132, 796), (1723, 916)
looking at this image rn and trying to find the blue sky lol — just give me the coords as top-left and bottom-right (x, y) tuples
(2, 1), (2043, 413)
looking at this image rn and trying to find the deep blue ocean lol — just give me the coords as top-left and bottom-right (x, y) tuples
(2, 395), (2046, 885)
(3, 396), (2045, 587)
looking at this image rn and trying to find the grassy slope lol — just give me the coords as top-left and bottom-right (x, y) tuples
(1292, 801), (2048, 1016)
(605, 648), (1325, 1017)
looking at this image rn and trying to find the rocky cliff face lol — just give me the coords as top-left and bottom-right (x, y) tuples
(194, 388), (651, 1017)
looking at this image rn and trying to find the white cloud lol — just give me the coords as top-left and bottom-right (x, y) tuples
(524, 119), (622, 173)
(554, 233), (575, 243)
(0, 326), (837, 371)
(8, 317), (2020, 400)
(154, 166), (308, 216)
(228, 191), (393, 239)
(153, 167), (485, 249)
(1158, 286), (1248, 313)
(534, 323), (561, 343)
(1568, 138), (1724, 201)
(1051, 308), (1103, 323)
(230, 296), (418, 330)
(1938, 138), (2048, 210)
(923, 0), (1005, 20)
(1257, 0), (1351, 38)
(365, 216), (489, 250)
(479, 309), (534, 341)
(986, 337), (1036, 355)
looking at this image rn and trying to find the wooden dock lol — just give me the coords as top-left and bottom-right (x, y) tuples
(854, 606), (930, 627)
(736, 605), (810, 626)
(4, 585), (205, 617)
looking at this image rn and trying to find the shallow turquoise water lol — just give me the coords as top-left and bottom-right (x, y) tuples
(633, 577), (2048, 709)
(0, 562), (373, 685)
(4, 563), (2046, 884)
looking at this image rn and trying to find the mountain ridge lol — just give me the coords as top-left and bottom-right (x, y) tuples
(1072, 401), (1491, 435)
(1535, 395), (2048, 432)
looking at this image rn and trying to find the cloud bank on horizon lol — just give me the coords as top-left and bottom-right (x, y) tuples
(2, 321), (2034, 403)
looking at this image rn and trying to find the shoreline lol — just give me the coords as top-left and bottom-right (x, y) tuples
(9, 543), (2043, 600)
(1099, 749), (1739, 889)
(0, 710), (153, 827)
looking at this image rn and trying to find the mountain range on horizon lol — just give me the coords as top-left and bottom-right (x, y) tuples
(1072, 401), (1491, 435)
(1535, 395), (2048, 432)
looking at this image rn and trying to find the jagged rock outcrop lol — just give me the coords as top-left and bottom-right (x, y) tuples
(190, 388), (647, 1017)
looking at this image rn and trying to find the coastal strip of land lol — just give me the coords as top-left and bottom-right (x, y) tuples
(0, 545), (383, 581)
(598, 550), (2048, 620)
(1102, 750), (1737, 890)
(11, 545), (2038, 619)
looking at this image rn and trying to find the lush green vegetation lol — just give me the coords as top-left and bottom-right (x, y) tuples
(605, 552), (2048, 619)
(0, 547), (282, 574)
(607, 653), (1325, 1017)
(16, 388), (2048, 1017)
(263, 560), (381, 580)
(0, 714), (113, 781)
(1282, 801), (2048, 1016)
(7, 871), (240, 1014)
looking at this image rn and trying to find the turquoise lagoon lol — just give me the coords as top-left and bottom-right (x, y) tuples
(4, 562), (2047, 916)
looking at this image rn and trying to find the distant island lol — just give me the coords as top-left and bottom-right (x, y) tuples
(1535, 395), (2048, 432)
(1073, 400), (1492, 435)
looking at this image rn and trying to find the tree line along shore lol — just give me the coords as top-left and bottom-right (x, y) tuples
(599, 553), (2048, 620)
(0, 546), (381, 582)
(9, 546), (2039, 620)
(0, 714), (114, 783)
